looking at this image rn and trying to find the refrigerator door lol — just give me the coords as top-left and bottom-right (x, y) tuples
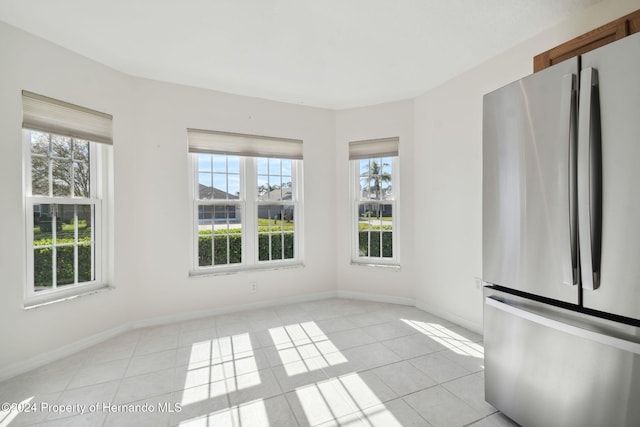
(580, 32), (640, 319)
(483, 57), (579, 304)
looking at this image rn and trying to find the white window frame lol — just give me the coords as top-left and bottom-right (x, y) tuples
(23, 130), (111, 307)
(350, 155), (400, 267)
(189, 154), (303, 275)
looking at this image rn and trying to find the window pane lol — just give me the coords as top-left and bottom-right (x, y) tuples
(228, 232), (242, 265)
(213, 173), (228, 198)
(381, 157), (392, 175)
(281, 160), (292, 176)
(357, 203), (392, 259)
(227, 156), (240, 174)
(73, 139), (90, 161)
(193, 156), (298, 270)
(257, 157), (293, 203)
(78, 244), (93, 282)
(257, 158), (268, 175)
(198, 154), (211, 172)
(26, 130), (103, 297)
(212, 154), (227, 173)
(358, 231), (369, 257)
(52, 158), (72, 197)
(198, 204), (242, 267)
(77, 205), (93, 243)
(258, 205), (294, 262)
(368, 232), (381, 257)
(198, 205), (214, 233)
(34, 204), (53, 243)
(56, 246), (74, 286)
(198, 155), (242, 200)
(73, 161), (90, 198)
(258, 234), (269, 261)
(198, 235), (213, 267)
(382, 232), (393, 258)
(282, 176), (292, 189)
(198, 173), (213, 199)
(33, 204), (95, 288)
(284, 232), (294, 259)
(57, 205), (75, 243)
(213, 235), (229, 265)
(31, 134), (93, 199)
(32, 156), (49, 196)
(359, 157), (392, 201)
(34, 248), (53, 291)
(31, 131), (50, 155)
(270, 235), (283, 260)
(51, 135), (72, 158)
(228, 175), (240, 198)
(257, 176), (269, 201)
(269, 177), (281, 200)
(268, 158), (281, 175)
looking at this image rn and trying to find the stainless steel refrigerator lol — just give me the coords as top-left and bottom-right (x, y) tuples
(483, 32), (640, 427)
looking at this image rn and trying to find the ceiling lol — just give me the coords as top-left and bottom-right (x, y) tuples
(0, 0), (603, 109)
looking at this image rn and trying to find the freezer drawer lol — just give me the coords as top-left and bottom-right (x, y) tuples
(484, 287), (640, 427)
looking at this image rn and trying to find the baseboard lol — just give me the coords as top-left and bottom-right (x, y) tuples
(415, 299), (483, 335)
(336, 290), (415, 307)
(0, 291), (337, 382)
(130, 290), (339, 329)
(0, 322), (131, 383)
(0, 290), (481, 382)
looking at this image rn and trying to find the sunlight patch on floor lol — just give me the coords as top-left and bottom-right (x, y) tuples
(180, 333), (260, 406)
(269, 322), (346, 376)
(295, 374), (400, 426)
(0, 396), (34, 427)
(401, 319), (484, 358)
(179, 398), (268, 426)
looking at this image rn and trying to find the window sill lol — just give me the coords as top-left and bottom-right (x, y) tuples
(350, 261), (400, 270)
(24, 285), (114, 310)
(190, 261), (305, 278)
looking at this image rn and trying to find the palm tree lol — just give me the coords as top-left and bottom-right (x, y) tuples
(361, 160), (391, 200)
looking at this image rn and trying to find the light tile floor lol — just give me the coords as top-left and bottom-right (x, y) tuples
(0, 298), (520, 426)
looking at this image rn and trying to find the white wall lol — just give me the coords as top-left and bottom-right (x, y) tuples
(0, 21), (336, 373)
(2, 0), (639, 376)
(0, 21), (133, 373)
(335, 100), (416, 304)
(413, 0), (640, 329)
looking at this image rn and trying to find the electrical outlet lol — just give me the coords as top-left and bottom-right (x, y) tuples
(474, 277), (483, 289)
(250, 282), (257, 293)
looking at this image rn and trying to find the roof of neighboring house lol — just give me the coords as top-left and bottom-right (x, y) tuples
(198, 185), (240, 200)
(198, 184), (293, 201)
(260, 186), (292, 201)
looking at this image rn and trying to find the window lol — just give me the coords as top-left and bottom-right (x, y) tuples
(350, 137), (399, 266)
(188, 130), (302, 273)
(22, 91), (112, 306)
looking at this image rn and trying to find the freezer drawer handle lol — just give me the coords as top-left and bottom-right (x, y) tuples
(577, 67), (602, 290)
(486, 296), (640, 355)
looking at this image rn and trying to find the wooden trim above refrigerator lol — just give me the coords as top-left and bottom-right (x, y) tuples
(534, 9), (640, 72)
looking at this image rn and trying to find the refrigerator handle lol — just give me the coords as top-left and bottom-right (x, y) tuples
(485, 297), (640, 355)
(560, 73), (577, 286)
(577, 67), (602, 290)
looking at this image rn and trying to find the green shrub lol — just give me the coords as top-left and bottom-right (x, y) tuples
(258, 233), (294, 261)
(198, 234), (242, 266)
(33, 244), (92, 287)
(198, 231), (294, 265)
(359, 231), (393, 258)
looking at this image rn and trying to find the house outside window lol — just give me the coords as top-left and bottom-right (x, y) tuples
(349, 137), (399, 266)
(188, 129), (303, 274)
(22, 91), (112, 307)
